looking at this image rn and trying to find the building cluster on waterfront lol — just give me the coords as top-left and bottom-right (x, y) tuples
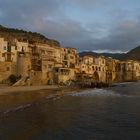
(0, 37), (140, 86)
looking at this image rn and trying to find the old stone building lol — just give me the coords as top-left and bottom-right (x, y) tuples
(113, 59), (123, 82)
(0, 61), (16, 82)
(78, 55), (106, 83)
(122, 60), (134, 81)
(0, 36), (140, 86)
(53, 47), (78, 84)
(133, 61), (140, 80)
(121, 60), (140, 81)
(0, 37), (17, 82)
(105, 57), (115, 84)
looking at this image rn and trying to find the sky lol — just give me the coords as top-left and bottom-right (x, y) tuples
(0, 0), (140, 53)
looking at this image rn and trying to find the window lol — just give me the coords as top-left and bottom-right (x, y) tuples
(6, 67), (10, 71)
(4, 46), (6, 50)
(64, 55), (67, 60)
(64, 61), (67, 65)
(56, 69), (59, 72)
(21, 46), (24, 52)
(2, 53), (5, 57)
(96, 66), (98, 71)
(70, 56), (74, 59)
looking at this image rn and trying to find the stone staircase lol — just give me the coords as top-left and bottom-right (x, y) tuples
(12, 76), (29, 86)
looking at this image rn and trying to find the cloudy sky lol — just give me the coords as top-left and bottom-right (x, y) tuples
(0, 0), (140, 52)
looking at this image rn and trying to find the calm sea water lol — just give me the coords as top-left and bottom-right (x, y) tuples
(0, 82), (140, 140)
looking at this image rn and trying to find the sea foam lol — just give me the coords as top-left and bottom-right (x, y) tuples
(69, 88), (133, 98)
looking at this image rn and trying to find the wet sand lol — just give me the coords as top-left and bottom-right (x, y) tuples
(0, 85), (81, 113)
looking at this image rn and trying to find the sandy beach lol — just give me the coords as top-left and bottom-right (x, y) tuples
(0, 85), (62, 94)
(0, 84), (80, 113)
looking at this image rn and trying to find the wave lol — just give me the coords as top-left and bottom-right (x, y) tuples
(69, 88), (133, 98)
(0, 103), (31, 117)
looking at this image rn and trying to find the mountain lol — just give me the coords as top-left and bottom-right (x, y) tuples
(0, 25), (61, 47)
(124, 46), (140, 61)
(79, 46), (140, 62)
(79, 51), (99, 57)
(79, 51), (125, 60)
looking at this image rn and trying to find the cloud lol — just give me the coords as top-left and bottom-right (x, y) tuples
(66, 18), (140, 52)
(65, 0), (110, 9)
(0, 0), (62, 28)
(97, 19), (140, 52)
(0, 0), (140, 52)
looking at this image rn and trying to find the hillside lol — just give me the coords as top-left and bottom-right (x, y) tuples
(1, 25), (140, 61)
(79, 51), (125, 60)
(124, 46), (140, 61)
(0, 25), (61, 47)
(79, 46), (140, 61)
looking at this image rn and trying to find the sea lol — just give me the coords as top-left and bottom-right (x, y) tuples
(0, 82), (140, 140)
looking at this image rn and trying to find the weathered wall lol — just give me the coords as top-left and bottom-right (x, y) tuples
(30, 71), (42, 85)
(17, 52), (31, 77)
(54, 68), (76, 84)
(0, 61), (16, 82)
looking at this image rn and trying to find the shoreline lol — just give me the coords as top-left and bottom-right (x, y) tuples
(0, 82), (138, 115)
(0, 84), (108, 96)
(0, 81), (138, 94)
(0, 85), (63, 95)
(0, 85), (82, 114)
(0, 82), (137, 95)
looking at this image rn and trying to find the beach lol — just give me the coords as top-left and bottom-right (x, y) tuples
(0, 84), (81, 113)
(0, 84), (62, 94)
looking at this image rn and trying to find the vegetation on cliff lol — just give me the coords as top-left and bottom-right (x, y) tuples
(1, 25), (140, 61)
(0, 25), (61, 47)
